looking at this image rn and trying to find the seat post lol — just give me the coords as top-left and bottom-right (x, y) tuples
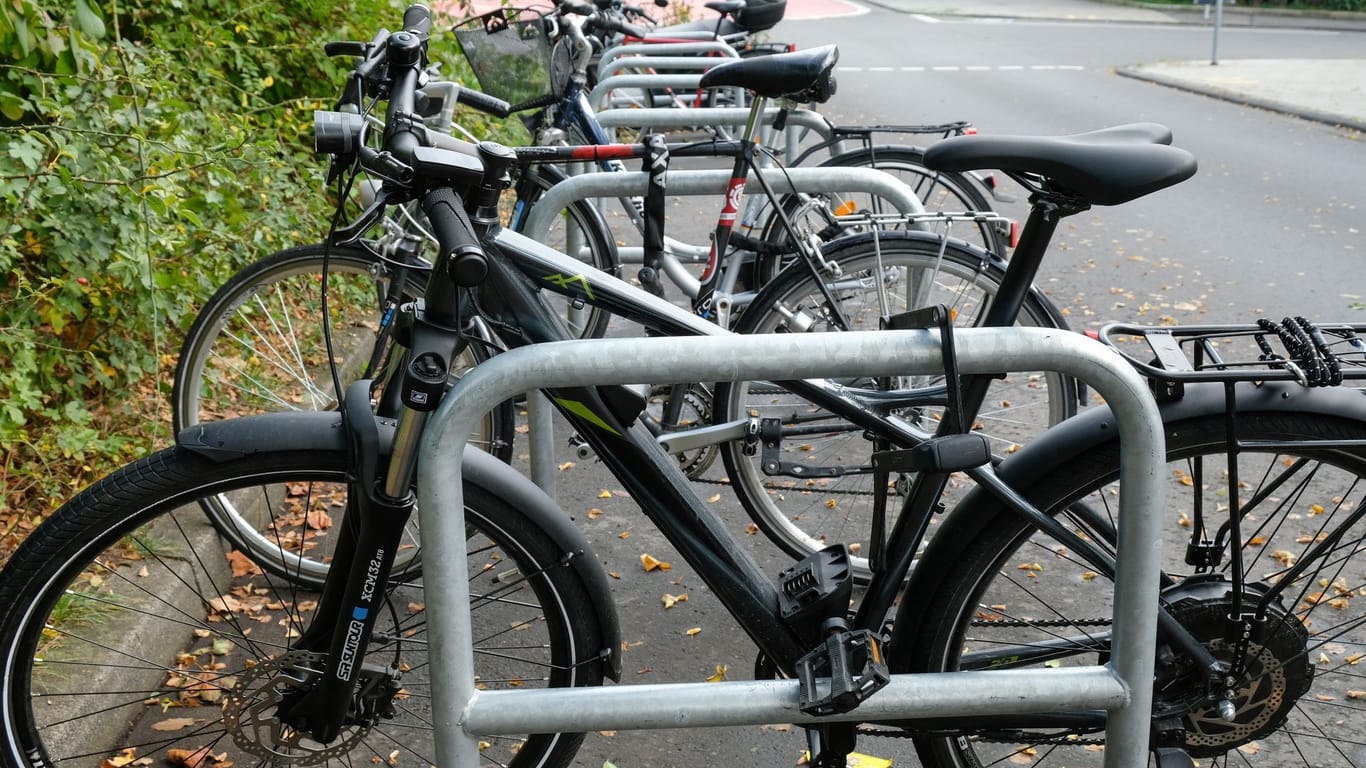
(951, 192), (1087, 428)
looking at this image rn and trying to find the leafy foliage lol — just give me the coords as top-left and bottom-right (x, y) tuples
(0, 0), (493, 541)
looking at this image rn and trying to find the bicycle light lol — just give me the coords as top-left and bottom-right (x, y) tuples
(315, 110), (366, 155)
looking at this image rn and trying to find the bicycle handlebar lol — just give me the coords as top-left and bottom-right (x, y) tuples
(317, 3), (496, 286)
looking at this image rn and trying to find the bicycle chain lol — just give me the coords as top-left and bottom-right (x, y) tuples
(971, 617), (1113, 629)
(691, 475), (877, 497)
(854, 724), (1104, 746)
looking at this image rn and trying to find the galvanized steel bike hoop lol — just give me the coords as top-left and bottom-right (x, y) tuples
(454, 7), (556, 106)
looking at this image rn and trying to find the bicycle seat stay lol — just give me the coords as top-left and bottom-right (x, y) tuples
(922, 124), (1197, 206)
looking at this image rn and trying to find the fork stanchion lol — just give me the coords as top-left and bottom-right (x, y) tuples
(417, 328), (1166, 768)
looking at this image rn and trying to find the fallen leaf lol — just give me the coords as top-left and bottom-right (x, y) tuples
(151, 717), (197, 732)
(705, 664), (728, 682)
(225, 551), (262, 578)
(101, 748), (139, 768)
(640, 553), (671, 571)
(558, 462), (575, 471)
(706, 493), (722, 503)
(305, 509), (332, 531)
(167, 747), (213, 768)
(598, 490), (613, 499)
(685, 627), (702, 637)
(587, 508), (603, 519)
(661, 593), (687, 609)
(618, 530), (630, 539)
(745, 523), (759, 535)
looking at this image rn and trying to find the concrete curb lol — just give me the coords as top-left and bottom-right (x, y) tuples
(1117, 64), (1366, 132)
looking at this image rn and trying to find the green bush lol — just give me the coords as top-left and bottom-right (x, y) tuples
(0, 0), (489, 522)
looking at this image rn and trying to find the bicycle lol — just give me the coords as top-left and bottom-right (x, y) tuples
(6, 6), (1366, 768)
(175, 34), (1050, 581)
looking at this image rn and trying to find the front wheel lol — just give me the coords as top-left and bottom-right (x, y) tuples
(716, 232), (1073, 581)
(0, 444), (607, 768)
(903, 405), (1366, 768)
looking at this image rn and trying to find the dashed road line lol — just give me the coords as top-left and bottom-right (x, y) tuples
(837, 64), (1086, 73)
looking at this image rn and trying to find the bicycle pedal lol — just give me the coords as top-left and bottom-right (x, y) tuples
(872, 433), (991, 475)
(796, 624), (890, 716)
(778, 545), (853, 645)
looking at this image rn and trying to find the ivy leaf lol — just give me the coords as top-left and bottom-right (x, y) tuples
(74, 0), (107, 39)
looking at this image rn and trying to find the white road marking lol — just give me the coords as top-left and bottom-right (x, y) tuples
(836, 65), (1086, 73)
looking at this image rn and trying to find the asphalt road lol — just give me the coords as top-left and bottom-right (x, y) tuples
(547, 6), (1366, 768)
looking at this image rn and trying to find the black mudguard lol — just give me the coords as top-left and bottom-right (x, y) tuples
(894, 380), (1366, 658)
(178, 411), (624, 680)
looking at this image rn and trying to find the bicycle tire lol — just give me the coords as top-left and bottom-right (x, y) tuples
(753, 145), (1010, 280)
(509, 163), (620, 339)
(0, 442), (606, 768)
(715, 231), (1073, 580)
(171, 243), (515, 586)
(900, 396), (1366, 768)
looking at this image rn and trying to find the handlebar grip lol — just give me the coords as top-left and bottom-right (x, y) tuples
(403, 4), (432, 40)
(422, 188), (488, 287)
(594, 14), (650, 38)
(456, 87), (511, 119)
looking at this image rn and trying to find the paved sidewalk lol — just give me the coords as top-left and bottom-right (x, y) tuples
(1119, 58), (1366, 132)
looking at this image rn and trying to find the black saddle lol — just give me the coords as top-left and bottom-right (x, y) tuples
(699, 44), (838, 103)
(923, 123), (1196, 206)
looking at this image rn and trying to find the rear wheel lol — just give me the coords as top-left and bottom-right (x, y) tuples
(716, 232), (1072, 580)
(0, 444), (607, 768)
(905, 408), (1366, 768)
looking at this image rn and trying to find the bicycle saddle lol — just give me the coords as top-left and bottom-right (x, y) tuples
(705, 0), (746, 15)
(699, 44), (838, 103)
(922, 124), (1196, 206)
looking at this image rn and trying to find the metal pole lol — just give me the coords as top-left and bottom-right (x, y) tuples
(1212, 0), (1224, 65)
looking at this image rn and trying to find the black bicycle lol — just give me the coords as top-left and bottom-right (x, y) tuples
(5, 8), (1366, 768)
(173, 31), (1054, 583)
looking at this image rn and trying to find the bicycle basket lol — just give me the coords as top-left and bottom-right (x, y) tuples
(454, 8), (555, 108)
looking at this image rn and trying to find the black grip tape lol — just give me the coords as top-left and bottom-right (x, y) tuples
(422, 188), (488, 286)
(456, 87), (512, 119)
(403, 5), (432, 40)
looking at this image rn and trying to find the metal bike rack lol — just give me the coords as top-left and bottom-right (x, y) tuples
(522, 165), (926, 245)
(520, 165), (929, 492)
(589, 73), (722, 110)
(594, 106), (832, 163)
(417, 328), (1168, 768)
(597, 41), (739, 82)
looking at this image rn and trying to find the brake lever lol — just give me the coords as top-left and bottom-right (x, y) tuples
(330, 186), (394, 245)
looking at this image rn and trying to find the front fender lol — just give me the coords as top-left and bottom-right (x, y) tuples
(178, 412), (624, 681)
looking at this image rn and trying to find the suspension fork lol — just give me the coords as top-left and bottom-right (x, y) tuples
(282, 283), (469, 742)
